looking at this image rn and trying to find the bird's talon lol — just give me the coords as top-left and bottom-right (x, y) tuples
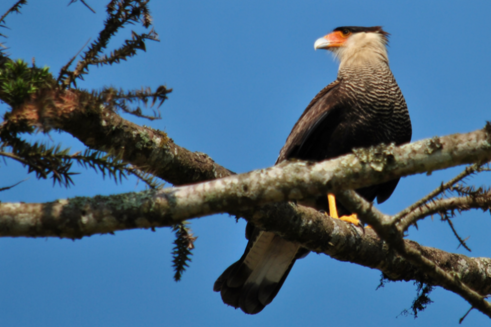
(338, 213), (361, 226)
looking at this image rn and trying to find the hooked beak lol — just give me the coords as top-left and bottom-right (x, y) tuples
(314, 31), (347, 50)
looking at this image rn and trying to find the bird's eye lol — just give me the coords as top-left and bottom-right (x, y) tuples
(342, 29), (351, 36)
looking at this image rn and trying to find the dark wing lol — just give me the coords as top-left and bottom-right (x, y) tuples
(277, 79), (342, 163)
(213, 81), (342, 314)
(279, 78), (405, 206)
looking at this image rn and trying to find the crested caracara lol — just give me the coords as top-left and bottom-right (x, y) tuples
(214, 26), (412, 314)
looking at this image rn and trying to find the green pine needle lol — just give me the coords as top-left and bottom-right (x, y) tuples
(171, 222), (197, 282)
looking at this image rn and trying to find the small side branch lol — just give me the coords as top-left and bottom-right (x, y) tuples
(398, 195), (491, 232)
(336, 190), (491, 319)
(2, 192), (491, 303)
(0, 0), (27, 26)
(4, 88), (233, 186)
(0, 178), (27, 192)
(59, 0), (158, 88)
(68, 0), (96, 13)
(443, 215), (471, 252)
(393, 162), (484, 229)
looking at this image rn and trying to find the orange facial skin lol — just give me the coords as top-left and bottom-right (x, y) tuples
(322, 30), (351, 48)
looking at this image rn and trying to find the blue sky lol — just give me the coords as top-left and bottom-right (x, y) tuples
(1, 1), (491, 326)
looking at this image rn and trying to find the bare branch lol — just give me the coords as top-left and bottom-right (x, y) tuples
(1, 124), (490, 233)
(10, 82), (487, 192)
(336, 190), (491, 319)
(443, 215), (471, 252)
(2, 191), (491, 306)
(0, 177), (27, 192)
(393, 162), (485, 228)
(2, 48), (491, 317)
(460, 307), (474, 324)
(6, 88), (233, 185)
(398, 195), (491, 232)
(68, 0), (96, 13)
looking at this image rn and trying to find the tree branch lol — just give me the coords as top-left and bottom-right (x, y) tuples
(336, 189), (491, 319)
(0, 0), (27, 26)
(3, 59), (491, 318)
(2, 110), (491, 316)
(7, 89), (491, 189)
(1, 126), (490, 237)
(2, 190), (491, 305)
(398, 195), (491, 231)
(6, 88), (233, 185)
(393, 162), (485, 230)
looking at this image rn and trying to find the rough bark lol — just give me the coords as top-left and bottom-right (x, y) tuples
(398, 195), (491, 232)
(1, 126), (491, 311)
(2, 190), (491, 306)
(3, 87), (491, 318)
(1, 127), (490, 238)
(8, 89), (233, 186)
(336, 189), (491, 319)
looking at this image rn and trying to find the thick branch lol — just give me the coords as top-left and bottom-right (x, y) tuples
(8, 90), (491, 192)
(6, 89), (233, 185)
(2, 193), (491, 301)
(2, 127), (491, 311)
(336, 189), (491, 319)
(4, 84), (491, 317)
(1, 127), (491, 237)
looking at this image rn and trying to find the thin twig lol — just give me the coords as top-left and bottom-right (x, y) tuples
(57, 38), (91, 86)
(125, 165), (163, 189)
(0, 0), (27, 25)
(392, 163), (483, 228)
(0, 151), (31, 166)
(459, 307), (474, 324)
(60, 0), (156, 88)
(398, 195), (491, 232)
(444, 215), (471, 252)
(336, 189), (491, 320)
(0, 177), (28, 192)
(68, 0), (96, 13)
(0, 151), (49, 179)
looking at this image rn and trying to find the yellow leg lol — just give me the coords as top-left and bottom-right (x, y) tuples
(328, 193), (338, 218)
(327, 193), (361, 226)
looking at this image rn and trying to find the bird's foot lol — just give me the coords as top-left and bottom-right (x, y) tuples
(325, 210), (367, 230)
(337, 213), (360, 225)
(327, 194), (366, 228)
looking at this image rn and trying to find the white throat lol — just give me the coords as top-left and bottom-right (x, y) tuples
(331, 32), (389, 70)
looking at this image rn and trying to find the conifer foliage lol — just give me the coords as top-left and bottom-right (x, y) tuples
(0, 0), (193, 281)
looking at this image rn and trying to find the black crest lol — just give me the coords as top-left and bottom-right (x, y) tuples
(333, 26), (389, 44)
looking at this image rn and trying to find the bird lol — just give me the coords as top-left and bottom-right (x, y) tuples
(213, 26), (412, 314)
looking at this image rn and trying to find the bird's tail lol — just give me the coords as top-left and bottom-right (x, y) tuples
(214, 229), (301, 314)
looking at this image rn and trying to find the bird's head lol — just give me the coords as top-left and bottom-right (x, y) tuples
(314, 26), (390, 68)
